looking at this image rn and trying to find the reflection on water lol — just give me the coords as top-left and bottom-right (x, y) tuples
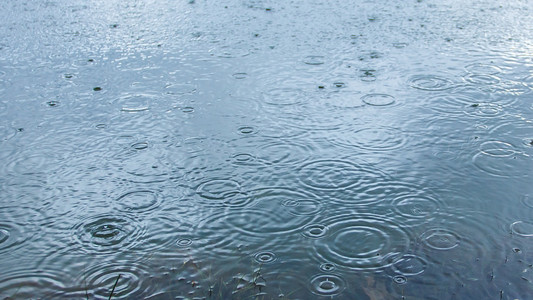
(1, 0), (533, 298)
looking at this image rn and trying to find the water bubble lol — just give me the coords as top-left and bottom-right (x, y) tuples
(464, 74), (500, 85)
(333, 81), (345, 88)
(464, 63), (502, 75)
(46, 100), (60, 107)
(238, 126), (256, 135)
(510, 221), (533, 237)
(116, 190), (161, 213)
(299, 160), (365, 190)
(408, 75), (454, 91)
(392, 254), (427, 276)
(131, 142), (149, 150)
(393, 275), (407, 284)
(319, 263), (336, 272)
(302, 224), (329, 239)
(303, 55), (325, 65)
(314, 214), (411, 270)
(309, 274), (346, 296)
(181, 106), (194, 113)
(73, 214), (144, 254)
(254, 251), (277, 263)
(117, 94), (152, 112)
(420, 228), (460, 250)
(361, 93), (396, 106)
(233, 72), (248, 79)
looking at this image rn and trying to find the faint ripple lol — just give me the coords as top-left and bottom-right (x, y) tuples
(309, 274), (346, 296)
(426, 94), (477, 116)
(164, 83), (197, 95)
(472, 141), (531, 177)
(262, 88), (306, 106)
(391, 254), (427, 276)
(299, 160), (368, 190)
(330, 127), (407, 151)
(303, 55), (325, 65)
(116, 151), (171, 183)
(0, 206), (47, 254)
(417, 211), (506, 270)
(408, 75), (455, 91)
(0, 125), (16, 141)
(115, 190), (162, 213)
(0, 223), (25, 254)
(420, 229), (460, 250)
(464, 74), (501, 85)
(194, 179), (252, 208)
(361, 93), (396, 106)
(0, 268), (68, 298)
(72, 214), (145, 254)
(79, 261), (151, 299)
(392, 193), (442, 223)
(464, 63), (502, 75)
(463, 103), (504, 118)
(313, 214), (411, 270)
(257, 140), (313, 165)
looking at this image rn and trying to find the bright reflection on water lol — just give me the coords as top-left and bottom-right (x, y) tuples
(1, 0), (533, 299)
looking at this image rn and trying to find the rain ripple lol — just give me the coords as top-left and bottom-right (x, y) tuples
(408, 75), (455, 91)
(312, 214), (412, 270)
(72, 214), (145, 255)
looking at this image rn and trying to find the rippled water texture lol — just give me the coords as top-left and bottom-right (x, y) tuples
(1, 0), (533, 299)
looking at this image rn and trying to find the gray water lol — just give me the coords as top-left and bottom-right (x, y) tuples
(1, 0), (533, 299)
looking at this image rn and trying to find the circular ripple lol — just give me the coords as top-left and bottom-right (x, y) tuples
(332, 127), (407, 151)
(282, 199), (322, 216)
(314, 214), (411, 270)
(197, 179), (241, 199)
(408, 75), (455, 91)
(73, 214), (145, 254)
(0, 269), (68, 298)
(464, 74), (500, 85)
(393, 195), (441, 220)
(176, 238), (193, 247)
(116, 190), (161, 213)
(164, 83), (197, 95)
(254, 251), (277, 264)
(299, 160), (365, 190)
(510, 221), (533, 237)
(238, 126), (256, 135)
(427, 94), (477, 116)
(114, 93), (155, 113)
(262, 88), (305, 106)
(473, 146), (530, 177)
(80, 262), (150, 299)
(303, 55), (325, 65)
(420, 228), (460, 250)
(309, 274), (346, 296)
(463, 103), (503, 118)
(302, 224), (329, 239)
(479, 141), (517, 157)
(0, 223), (25, 253)
(257, 141), (312, 165)
(393, 275), (407, 284)
(361, 94), (396, 106)
(118, 151), (171, 183)
(465, 63), (502, 75)
(391, 254), (427, 276)
(320, 263), (336, 272)
(131, 142), (149, 150)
